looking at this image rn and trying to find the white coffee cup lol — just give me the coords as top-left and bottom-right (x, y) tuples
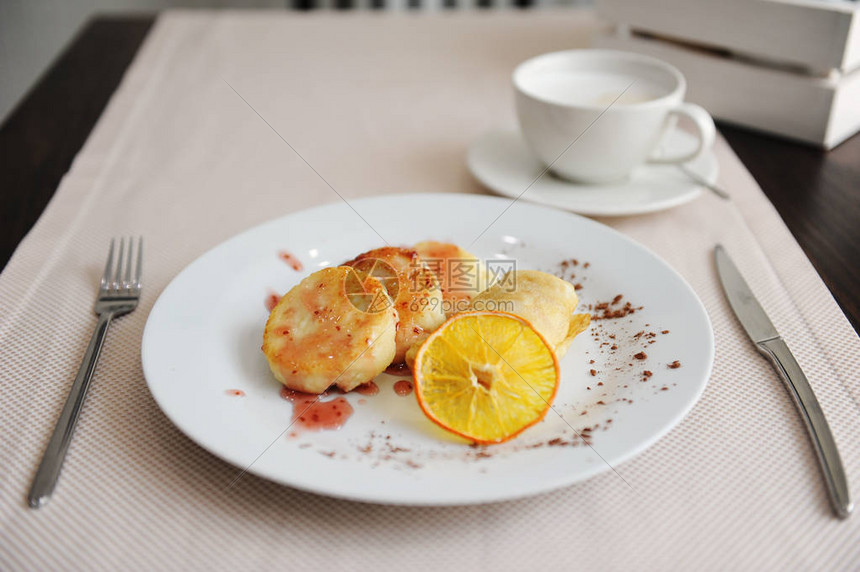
(513, 49), (715, 184)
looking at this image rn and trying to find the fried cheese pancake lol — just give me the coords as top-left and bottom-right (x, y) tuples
(471, 270), (590, 358)
(413, 241), (490, 317)
(263, 267), (397, 394)
(343, 247), (446, 363)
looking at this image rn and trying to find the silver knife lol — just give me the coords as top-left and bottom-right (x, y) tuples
(714, 245), (852, 519)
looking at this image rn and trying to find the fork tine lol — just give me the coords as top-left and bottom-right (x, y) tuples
(101, 239), (115, 289)
(124, 237), (133, 286)
(113, 237), (125, 289)
(135, 237), (143, 289)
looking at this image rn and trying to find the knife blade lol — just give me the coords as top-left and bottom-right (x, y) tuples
(714, 244), (852, 519)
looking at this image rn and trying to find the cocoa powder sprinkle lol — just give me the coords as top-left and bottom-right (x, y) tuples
(591, 298), (642, 321)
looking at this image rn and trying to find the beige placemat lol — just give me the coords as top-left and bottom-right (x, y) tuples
(1, 10), (858, 570)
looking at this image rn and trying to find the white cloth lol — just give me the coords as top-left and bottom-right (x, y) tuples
(1, 10), (858, 570)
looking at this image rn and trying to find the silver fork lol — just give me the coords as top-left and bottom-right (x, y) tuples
(28, 237), (142, 508)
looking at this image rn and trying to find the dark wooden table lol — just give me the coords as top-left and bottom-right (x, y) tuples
(2, 16), (859, 333)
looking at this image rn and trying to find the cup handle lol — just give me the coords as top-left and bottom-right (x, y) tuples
(647, 102), (716, 164)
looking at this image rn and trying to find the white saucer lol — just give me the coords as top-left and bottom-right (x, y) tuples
(467, 127), (719, 217)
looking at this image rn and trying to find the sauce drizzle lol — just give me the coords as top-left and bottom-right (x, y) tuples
(265, 292), (281, 312)
(355, 381), (379, 396)
(280, 386), (353, 431)
(394, 380), (413, 396)
(385, 363), (411, 376)
(278, 250), (304, 272)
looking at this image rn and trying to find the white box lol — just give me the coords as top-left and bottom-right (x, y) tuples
(594, 0), (860, 148)
(596, 0), (860, 73)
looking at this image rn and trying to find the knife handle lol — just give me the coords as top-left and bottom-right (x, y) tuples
(758, 337), (853, 519)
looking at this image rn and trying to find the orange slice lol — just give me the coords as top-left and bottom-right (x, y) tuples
(412, 311), (560, 444)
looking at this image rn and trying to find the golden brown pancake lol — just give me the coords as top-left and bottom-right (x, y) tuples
(472, 270), (589, 358)
(414, 241), (491, 317)
(343, 247), (446, 363)
(263, 267), (398, 393)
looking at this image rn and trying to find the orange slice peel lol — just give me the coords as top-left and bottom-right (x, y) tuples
(412, 311), (560, 445)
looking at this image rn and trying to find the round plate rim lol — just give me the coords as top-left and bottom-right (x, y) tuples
(141, 193), (715, 505)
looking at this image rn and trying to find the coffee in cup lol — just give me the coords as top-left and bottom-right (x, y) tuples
(513, 49), (715, 184)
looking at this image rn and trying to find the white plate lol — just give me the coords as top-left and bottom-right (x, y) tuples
(142, 193), (714, 505)
(468, 128), (719, 216)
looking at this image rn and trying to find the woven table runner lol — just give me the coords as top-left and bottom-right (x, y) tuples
(1, 10), (858, 570)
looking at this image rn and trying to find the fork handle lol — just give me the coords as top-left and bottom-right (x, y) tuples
(28, 312), (114, 508)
